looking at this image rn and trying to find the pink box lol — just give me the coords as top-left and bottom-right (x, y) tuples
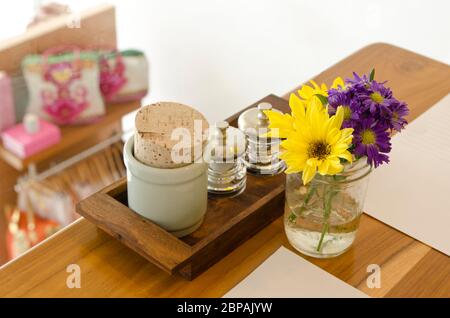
(1, 119), (61, 159)
(0, 72), (16, 132)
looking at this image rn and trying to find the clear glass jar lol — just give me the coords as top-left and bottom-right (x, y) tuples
(284, 159), (372, 258)
(207, 121), (247, 197)
(238, 102), (285, 176)
(244, 134), (285, 176)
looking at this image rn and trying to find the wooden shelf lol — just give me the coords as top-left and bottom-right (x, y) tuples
(0, 101), (140, 171)
(0, 3), (120, 265)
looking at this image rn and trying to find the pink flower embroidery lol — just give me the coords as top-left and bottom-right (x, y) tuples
(42, 63), (89, 124)
(43, 95), (88, 125)
(100, 55), (127, 101)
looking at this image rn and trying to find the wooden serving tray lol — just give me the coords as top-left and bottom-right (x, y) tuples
(76, 95), (290, 280)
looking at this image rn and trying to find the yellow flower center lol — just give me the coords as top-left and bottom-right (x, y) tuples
(361, 129), (376, 145)
(307, 141), (330, 160)
(342, 105), (352, 120)
(370, 92), (384, 104)
(392, 111), (399, 121)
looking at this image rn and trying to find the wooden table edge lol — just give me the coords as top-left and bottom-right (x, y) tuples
(283, 41), (450, 99)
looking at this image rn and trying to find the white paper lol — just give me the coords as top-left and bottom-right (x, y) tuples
(364, 93), (450, 256)
(224, 247), (368, 298)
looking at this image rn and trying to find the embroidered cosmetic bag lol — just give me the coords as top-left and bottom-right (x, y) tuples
(99, 49), (149, 103)
(22, 46), (105, 125)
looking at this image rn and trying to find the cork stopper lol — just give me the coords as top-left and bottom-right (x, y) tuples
(134, 102), (209, 168)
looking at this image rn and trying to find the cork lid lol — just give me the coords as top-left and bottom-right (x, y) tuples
(238, 102), (282, 137)
(134, 102), (209, 168)
(135, 102), (209, 134)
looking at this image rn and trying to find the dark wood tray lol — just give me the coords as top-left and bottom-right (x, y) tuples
(76, 95), (290, 280)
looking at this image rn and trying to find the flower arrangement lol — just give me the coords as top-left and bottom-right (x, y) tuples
(265, 70), (409, 257)
(265, 69), (409, 185)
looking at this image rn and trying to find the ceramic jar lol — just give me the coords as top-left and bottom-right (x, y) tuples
(124, 135), (208, 237)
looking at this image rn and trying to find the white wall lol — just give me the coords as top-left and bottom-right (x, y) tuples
(1, 0), (449, 125)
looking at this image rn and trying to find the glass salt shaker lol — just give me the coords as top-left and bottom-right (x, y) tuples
(238, 102), (286, 176)
(207, 121), (247, 196)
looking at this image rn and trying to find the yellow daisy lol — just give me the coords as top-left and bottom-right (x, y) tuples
(296, 77), (345, 109)
(265, 100), (354, 185)
(263, 93), (307, 139)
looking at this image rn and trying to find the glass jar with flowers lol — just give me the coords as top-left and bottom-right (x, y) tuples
(264, 70), (409, 258)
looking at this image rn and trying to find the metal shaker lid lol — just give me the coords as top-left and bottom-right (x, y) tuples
(209, 121), (246, 160)
(238, 102), (282, 137)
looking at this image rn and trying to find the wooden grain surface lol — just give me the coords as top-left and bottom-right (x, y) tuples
(77, 179), (194, 276)
(76, 162), (286, 280)
(0, 43), (449, 298)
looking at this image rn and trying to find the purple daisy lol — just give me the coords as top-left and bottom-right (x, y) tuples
(352, 119), (392, 168)
(346, 72), (371, 88)
(326, 70), (409, 168)
(327, 88), (360, 128)
(359, 80), (394, 115)
(389, 100), (409, 132)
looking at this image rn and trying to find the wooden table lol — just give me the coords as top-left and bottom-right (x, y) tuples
(0, 43), (449, 298)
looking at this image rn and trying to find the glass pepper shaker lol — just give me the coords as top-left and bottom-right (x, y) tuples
(207, 121), (247, 196)
(238, 102), (286, 176)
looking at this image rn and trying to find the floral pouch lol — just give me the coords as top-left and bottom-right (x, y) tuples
(22, 46), (105, 125)
(99, 49), (149, 103)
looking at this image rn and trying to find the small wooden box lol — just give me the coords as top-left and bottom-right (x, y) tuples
(76, 95), (290, 280)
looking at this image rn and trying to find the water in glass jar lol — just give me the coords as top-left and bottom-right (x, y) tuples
(284, 199), (362, 258)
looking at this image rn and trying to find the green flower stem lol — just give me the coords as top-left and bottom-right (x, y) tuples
(317, 188), (337, 252)
(317, 223), (329, 252)
(300, 184), (317, 213)
(288, 184), (317, 224)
